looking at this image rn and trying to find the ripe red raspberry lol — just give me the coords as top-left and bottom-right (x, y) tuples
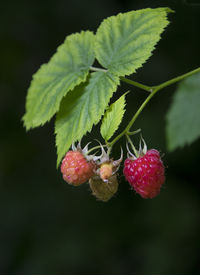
(123, 149), (165, 198)
(61, 150), (95, 186)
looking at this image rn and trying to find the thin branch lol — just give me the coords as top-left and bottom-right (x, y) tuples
(120, 76), (152, 92)
(109, 67), (200, 147)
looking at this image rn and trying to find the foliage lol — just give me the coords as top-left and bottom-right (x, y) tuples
(55, 72), (119, 166)
(23, 31), (95, 129)
(101, 94), (126, 142)
(22, 7), (200, 167)
(95, 8), (171, 77)
(166, 72), (200, 151)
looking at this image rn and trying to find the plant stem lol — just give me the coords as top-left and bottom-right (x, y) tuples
(109, 67), (200, 147)
(152, 67), (200, 91)
(120, 76), (152, 92)
(90, 66), (108, 73)
(90, 66), (200, 93)
(90, 66), (152, 92)
(90, 66), (200, 147)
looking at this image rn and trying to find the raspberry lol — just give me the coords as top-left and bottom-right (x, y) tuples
(61, 150), (95, 186)
(94, 144), (123, 182)
(89, 175), (118, 202)
(123, 149), (165, 198)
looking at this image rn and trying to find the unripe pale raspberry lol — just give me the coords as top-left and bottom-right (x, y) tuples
(61, 150), (95, 186)
(123, 149), (165, 199)
(89, 175), (118, 202)
(99, 163), (113, 181)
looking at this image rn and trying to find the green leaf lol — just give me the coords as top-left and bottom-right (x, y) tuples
(23, 31), (95, 130)
(101, 93), (127, 141)
(166, 72), (200, 151)
(55, 71), (119, 166)
(95, 8), (172, 77)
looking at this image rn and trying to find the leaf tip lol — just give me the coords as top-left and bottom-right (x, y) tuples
(21, 114), (30, 131)
(165, 7), (175, 14)
(56, 158), (61, 169)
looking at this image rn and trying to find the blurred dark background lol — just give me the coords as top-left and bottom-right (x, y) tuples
(1, 0), (200, 274)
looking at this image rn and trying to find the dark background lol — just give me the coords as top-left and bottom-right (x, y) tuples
(1, 0), (200, 274)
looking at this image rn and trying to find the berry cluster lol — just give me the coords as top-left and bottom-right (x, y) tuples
(60, 140), (165, 201)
